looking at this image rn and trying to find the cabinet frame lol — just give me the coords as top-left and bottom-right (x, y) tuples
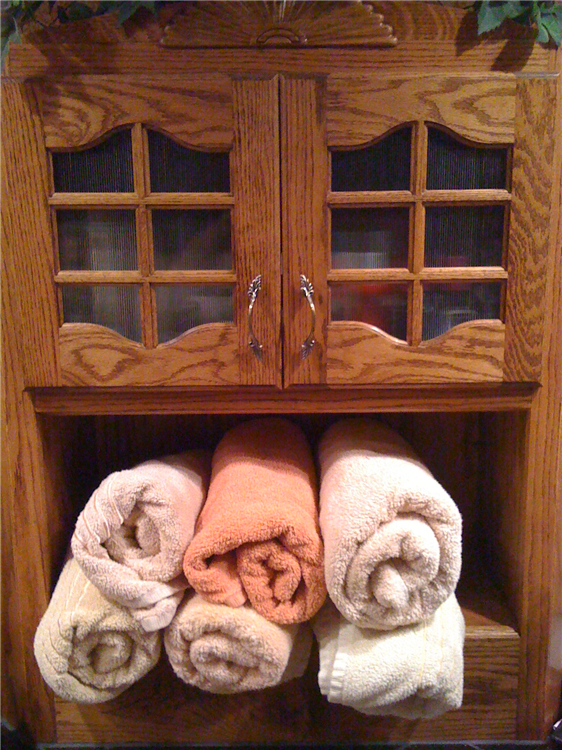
(2, 1), (561, 743)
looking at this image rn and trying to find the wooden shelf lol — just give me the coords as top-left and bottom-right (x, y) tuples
(53, 562), (519, 743)
(31, 383), (537, 416)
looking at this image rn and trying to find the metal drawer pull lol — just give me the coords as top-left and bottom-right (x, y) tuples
(247, 274), (263, 360)
(300, 274), (316, 360)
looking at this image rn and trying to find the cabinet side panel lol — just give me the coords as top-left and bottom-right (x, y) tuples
(232, 77), (281, 386)
(1, 268), (57, 741)
(281, 77), (329, 385)
(503, 77), (557, 382)
(1, 81), (60, 386)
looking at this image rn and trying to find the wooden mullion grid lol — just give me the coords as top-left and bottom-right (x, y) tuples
(132, 123), (156, 349)
(421, 189), (511, 204)
(409, 120), (427, 346)
(55, 270), (238, 284)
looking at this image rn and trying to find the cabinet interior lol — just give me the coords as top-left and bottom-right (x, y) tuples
(41, 409), (523, 743)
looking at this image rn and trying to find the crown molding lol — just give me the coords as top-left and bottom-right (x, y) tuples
(160, 1), (397, 49)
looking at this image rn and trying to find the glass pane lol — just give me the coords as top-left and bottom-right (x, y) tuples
(331, 283), (408, 340)
(422, 282), (502, 340)
(155, 285), (233, 344)
(61, 285), (142, 342)
(332, 127), (411, 192)
(331, 208), (410, 269)
(424, 206), (505, 267)
(57, 210), (137, 271)
(148, 130), (230, 193)
(152, 210), (231, 271)
(52, 130), (134, 193)
(427, 127), (508, 190)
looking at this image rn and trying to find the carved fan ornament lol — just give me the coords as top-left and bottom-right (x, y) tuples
(160, 1), (397, 48)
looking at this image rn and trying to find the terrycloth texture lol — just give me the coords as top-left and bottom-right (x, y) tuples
(318, 418), (462, 629)
(34, 558), (161, 704)
(313, 595), (465, 719)
(184, 417), (326, 624)
(164, 593), (313, 693)
(72, 451), (211, 631)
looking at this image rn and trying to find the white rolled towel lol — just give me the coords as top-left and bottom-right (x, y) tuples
(318, 418), (462, 629)
(313, 595), (465, 719)
(71, 451), (210, 631)
(34, 558), (161, 704)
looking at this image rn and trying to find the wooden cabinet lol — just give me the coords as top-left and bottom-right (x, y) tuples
(2, 1), (561, 745)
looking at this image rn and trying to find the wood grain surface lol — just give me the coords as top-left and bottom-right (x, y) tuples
(35, 76), (233, 150)
(326, 75), (516, 147)
(59, 323), (240, 387)
(1, 82), (60, 387)
(327, 320), (505, 384)
(503, 76), (558, 383)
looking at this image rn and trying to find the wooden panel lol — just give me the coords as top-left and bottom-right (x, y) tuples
(59, 323), (240, 387)
(327, 320), (504, 384)
(35, 75), (233, 150)
(232, 77), (281, 386)
(1, 81), (60, 386)
(1, 245), (58, 741)
(281, 76), (329, 385)
(326, 75), (516, 147)
(503, 77), (558, 382)
(31, 383), (536, 416)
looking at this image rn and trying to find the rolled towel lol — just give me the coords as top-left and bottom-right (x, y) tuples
(184, 417), (326, 624)
(313, 595), (465, 719)
(164, 592), (312, 693)
(72, 451), (211, 631)
(34, 557), (161, 704)
(318, 418), (462, 629)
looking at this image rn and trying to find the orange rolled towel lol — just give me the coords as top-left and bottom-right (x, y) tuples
(183, 417), (326, 625)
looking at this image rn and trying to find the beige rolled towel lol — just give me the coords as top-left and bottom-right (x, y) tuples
(313, 596), (465, 719)
(34, 557), (161, 704)
(72, 451), (210, 631)
(164, 592), (312, 694)
(318, 418), (462, 629)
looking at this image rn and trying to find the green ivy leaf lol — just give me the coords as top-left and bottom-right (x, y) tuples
(537, 5), (562, 47)
(0, 12), (21, 70)
(477, 2), (509, 33)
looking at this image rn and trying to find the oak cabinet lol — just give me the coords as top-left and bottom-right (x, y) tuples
(8, 66), (558, 389)
(2, 1), (561, 745)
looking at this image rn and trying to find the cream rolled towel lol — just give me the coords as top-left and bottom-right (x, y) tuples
(318, 418), (462, 629)
(34, 557), (161, 704)
(164, 592), (312, 694)
(72, 451), (210, 631)
(313, 595), (465, 719)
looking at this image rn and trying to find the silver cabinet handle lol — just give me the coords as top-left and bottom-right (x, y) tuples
(300, 274), (316, 360)
(247, 274), (263, 360)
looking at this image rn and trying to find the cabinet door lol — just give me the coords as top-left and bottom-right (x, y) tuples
(27, 75), (280, 387)
(282, 74), (557, 386)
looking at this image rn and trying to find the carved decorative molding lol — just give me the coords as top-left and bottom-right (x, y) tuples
(160, 1), (397, 49)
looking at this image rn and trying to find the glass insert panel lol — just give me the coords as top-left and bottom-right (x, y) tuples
(332, 126), (412, 192)
(155, 284), (234, 344)
(427, 127), (508, 190)
(52, 130), (134, 193)
(331, 283), (408, 340)
(424, 205), (505, 267)
(61, 284), (142, 342)
(148, 130), (230, 193)
(331, 208), (410, 269)
(57, 210), (137, 271)
(152, 210), (232, 271)
(422, 282), (502, 340)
